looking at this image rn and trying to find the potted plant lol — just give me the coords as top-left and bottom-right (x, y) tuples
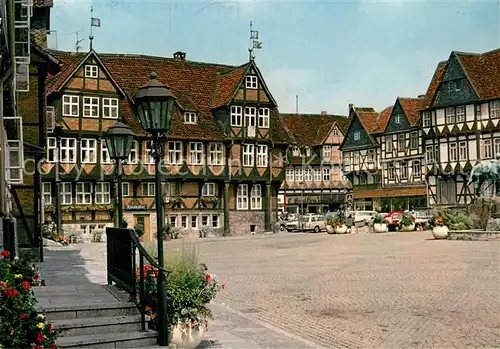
(332, 216), (348, 234)
(325, 213), (336, 234)
(429, 212), (449, 239)
(399, 212), (415, 232)
(372, 214), (388, 233)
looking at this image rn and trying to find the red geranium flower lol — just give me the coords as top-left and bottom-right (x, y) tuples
(22, 281), (31, 290)
(205, 274), (211, 281)
(19, 313), (29, 319)
(4, 288), (19, 297)
(36, 332), (45, 344)
(1, 250), (9, 257)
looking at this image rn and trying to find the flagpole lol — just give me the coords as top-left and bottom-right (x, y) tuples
(248, 21), (253, 62)
(89, 6), (94, 50)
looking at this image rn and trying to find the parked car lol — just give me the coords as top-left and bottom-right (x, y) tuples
(412, 210), (432, 228)
(352, 210), (378, 225)
(301, 215), (327, 233)
(385, 210), (415, 231)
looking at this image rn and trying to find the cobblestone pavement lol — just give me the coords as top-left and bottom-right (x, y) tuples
(166, 231), (500, 349)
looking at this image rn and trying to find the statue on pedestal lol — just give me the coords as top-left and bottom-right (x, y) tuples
(467, 154), (500, 197)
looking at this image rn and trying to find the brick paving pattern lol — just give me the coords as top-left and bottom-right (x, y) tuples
(167, 231), (500, 349)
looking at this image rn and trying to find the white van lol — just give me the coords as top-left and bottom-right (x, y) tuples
(301, 215), (327, 233)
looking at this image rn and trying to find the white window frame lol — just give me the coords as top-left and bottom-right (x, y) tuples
(62, 95), (79, 117)
(304, 147), (311, 157)
(481, 139), (493, 159)
(398, 134), (405, 150)
(61, 183), (72, 205)
(211, 214), (220, 228)
(322, 167), (330, 181)
(313, 168), (321, 181)
(426, 145), (435, 164)
(60, 137), (77, 163)
(237, 184), (249, 210)
(169, 216), (177, 227)
(101, 140), (112, 164)
(250, 184), (262, 210)
(201, 215), (210, 227)
(163, 182), (177, 197)
(353, 152), (359, 165)
(258, 108), (270, 128)
(144, 142), (154, 164)
(184, 112), (197, 124)
(245, 107), (256, 127)
(95, 182), (110, 204)
(388, 163), (395, 180)
(449, 142), (458, 162)
(353, 131), (360, 141)
(295, 167), (303, 182)
(189, 142), (204, 165)
(141, 182), (155, 197)
(83, 96), (99, 118)
(47, 137), (58, 162)
(202, 182), (216, 196)
(322, 145), (332, 159)
(243, 144), (254, 167)
(124, 140), (139, 164)
(494, 138), (500, 157)
(122, 182), (130, 197)
(46, 106), (55, 132)
(445, 107), (455, 124)
(490, 100), (500, 118)
(412, 160), (421, 178)
(208, 142), (224, 166)
(395, 114), (402, 124)
(102, 98), (119, 119)
(85, 64), (98, 78)
(410, 132), (418, 149)
(245, 75), (258, 89)
(456, 106), (465, 123)
(458, 141), (467, 161)
(76, 182), (92, 204)
(422, 112), (431, 127)
(81, 138), (97, 164)
(168, 142), (182, 165)
(304, 167), (312, 181)
(400, 161), (408, 179)
(230, 106), (242, 127)
(386, 136), (392, 152)
(181, 215), (188, 229)
(367, 149), (375, 162)
(286, 168), (294, 181)
(190, 215), (198, 229)
(256, 144), (268, 167)
(42, 182), (52, 204)
(292, 147), (300, 156)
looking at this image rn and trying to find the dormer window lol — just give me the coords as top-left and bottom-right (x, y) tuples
(332, 127), (340, 136)
(395, 114), (402, 124)
(354, 131), (360, 141)
(85, 65), (98, 78)
(292, 147), (300, 156)
(245, 75), (258, 89)
(184, 112), (197, 124)
(304, 147), (311, 157)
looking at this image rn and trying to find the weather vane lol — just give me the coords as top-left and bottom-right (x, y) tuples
(89, 6), (101, 51)
(248, 21), (263, 61)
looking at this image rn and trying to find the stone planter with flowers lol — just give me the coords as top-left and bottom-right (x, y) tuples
(399, 212), (416, 232)
(372, 214), (388, 233)
(430, 212), (449, 239)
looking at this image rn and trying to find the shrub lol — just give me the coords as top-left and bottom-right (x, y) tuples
(134, 224), (145, 238)
(429, 209), (450, 228)
(325, 213), (336, 226)
(372, 214), (386, 224)
(399, 212), (415, 227)
(447, 212), (473, 230)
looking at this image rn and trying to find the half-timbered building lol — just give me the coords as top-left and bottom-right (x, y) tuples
(280, 112), (350, 214)
(421, 49), (500, 207)
(40, 48), (292, 240)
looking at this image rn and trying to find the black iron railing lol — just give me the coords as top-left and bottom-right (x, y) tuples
(106, 228), (169, 334)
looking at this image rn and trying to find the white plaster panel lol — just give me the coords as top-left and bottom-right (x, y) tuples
(466, 104), (475, 121)
(436, 109), (445, 124)
(440, 143), (448, 162)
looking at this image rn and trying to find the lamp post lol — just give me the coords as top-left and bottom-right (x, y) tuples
(133, 72), (176, 346)
(54, 126), (63, 236)
(103, 122), (135, 228)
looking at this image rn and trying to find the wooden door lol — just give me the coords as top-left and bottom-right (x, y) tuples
(134, 215), (151, 241)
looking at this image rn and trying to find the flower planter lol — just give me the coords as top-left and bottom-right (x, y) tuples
(432, 226), (449, 239)
(170, 324), (205, 349)
(334, 225), (348, 234)
(373, 223), (388, 233)
(400, 224), (415, 232)
(326, 225), (335, 234)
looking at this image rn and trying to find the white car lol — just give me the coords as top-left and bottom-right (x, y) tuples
(352, 211), (378, 225)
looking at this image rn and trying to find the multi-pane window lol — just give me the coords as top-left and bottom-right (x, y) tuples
(445, 107), (455, 124)
(122, 182), (130, 197)
(46, 106), (55, 132)
(395, 114), (402, 124)
(76, 183), (92, 204)
(237, 184), (248, 210)
(481, 139), (493, 159)
(410, 132), (418, 149)
(354, 131), (360, 141)
(245, 75), (258, 89)
(286, 168), (294, 181)
(422, 112), (431, 127)
(449, 142), (458, 161)
(60, 138), (77, 163)
(243, 144), (254, 167)
(456, 106), (465, 123)
(313, 168), (321, 181)
(201, 215), (209, 227)
(412, 160), (421, 178)
(42, 183), (52, 204)
(295, 168), (303, 182)
(208, 143), (224, 165)
(83, 97), (99, 118)
(258, 108), (270, 128)
(388, 163), (395, 180)
(386, 136), (392, 152)
(62, 95), (79, 116)
(144, 142), (155, 164)
(322, 167), (330, 181)
(490, 100), (500, 118)
(47, 137), (57, 162)
(61, 183), (72, 204)
(292, 147), (300, 156)
(367, 149), (374, 162)
(189, 142), (204, 165)
(400, 161), (408, 179)
(124, 140), (138, 164)
(81, 139), (97, 163)
(141, 183), (155, 196)
(190, 216), (198, 229)
(322, 145), (331, 160)
(85, 65), (98, 78)
(494, 138), (500, 156)
(245, 107), (256, 127)
(458, 141), (467, 161)
(256, 144), (268, 167)
(163, 182), (177, 197)
(250, 184), (262, 210)
(102, 98), (119, 118)
(344, 153), (351, 166)
(181, 216), (188, 229)
(101, 140), (112, 164)
(202, 182), (216, 196)
(230, 106), (242, 126)
(168, 142), (182, 165)
(304, 147), (311, 157)
(212, 214), (219, 228)
(398, 134), (405, 150)
(426, 145), (435, 164)
(353, 152), (359, 165)
(95, 183), (110, 204)
(332, 127), (340, 136)
(304, 168), (312, 181)
(184, 112), (197, 124)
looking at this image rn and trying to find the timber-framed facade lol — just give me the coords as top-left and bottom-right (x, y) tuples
(40, 49), (292, 239)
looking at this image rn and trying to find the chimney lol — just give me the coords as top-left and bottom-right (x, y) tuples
(321, 110), (327, 116)
(173, 51), (186, 60)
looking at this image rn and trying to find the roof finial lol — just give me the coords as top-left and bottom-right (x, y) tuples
(89, 5), (101, 51)
(248, 21), (262, 62)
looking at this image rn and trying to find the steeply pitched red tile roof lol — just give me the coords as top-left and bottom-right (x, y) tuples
(46, 50), (292, 143)
(353, 107), (379, 133)
(421, 61), (447, 109)
(456, 48), (500, 100)
(398, 97), (424, 126)
(372, 106), (393, 133)
(281, 113), (349, 147)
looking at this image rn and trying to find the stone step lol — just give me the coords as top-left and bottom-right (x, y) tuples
(56, 331), (157, 348)
(53, 315), (143, 337)
(43, 301), (139, 320)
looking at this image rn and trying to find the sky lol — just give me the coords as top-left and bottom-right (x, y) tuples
(49, 0), (499, 115)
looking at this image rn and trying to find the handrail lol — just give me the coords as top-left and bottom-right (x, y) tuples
(128, 230), (170, 275)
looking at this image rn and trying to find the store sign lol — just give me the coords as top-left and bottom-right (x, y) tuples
(126, 204), (147, 210)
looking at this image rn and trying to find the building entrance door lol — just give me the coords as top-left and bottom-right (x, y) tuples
(134, 214), (151, 241)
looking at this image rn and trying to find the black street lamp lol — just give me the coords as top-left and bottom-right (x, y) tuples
(103, 122), (135, 228)
(133, 72), (176, 346)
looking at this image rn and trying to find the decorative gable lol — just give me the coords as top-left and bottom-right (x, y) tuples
(385, 100), (411, 133)
(340, 116), (374, 150)
(432, 53), (478, 108)
(232, 64), (276, 106)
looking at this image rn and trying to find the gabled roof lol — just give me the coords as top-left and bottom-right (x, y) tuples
(353, 107), (380, 133)
(455, 48), (500, 100)
(421, 61), (447, 109)
(373, 106), (393, 133)
(397, 97), (424, 126)
(281, 113), (349, 147)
